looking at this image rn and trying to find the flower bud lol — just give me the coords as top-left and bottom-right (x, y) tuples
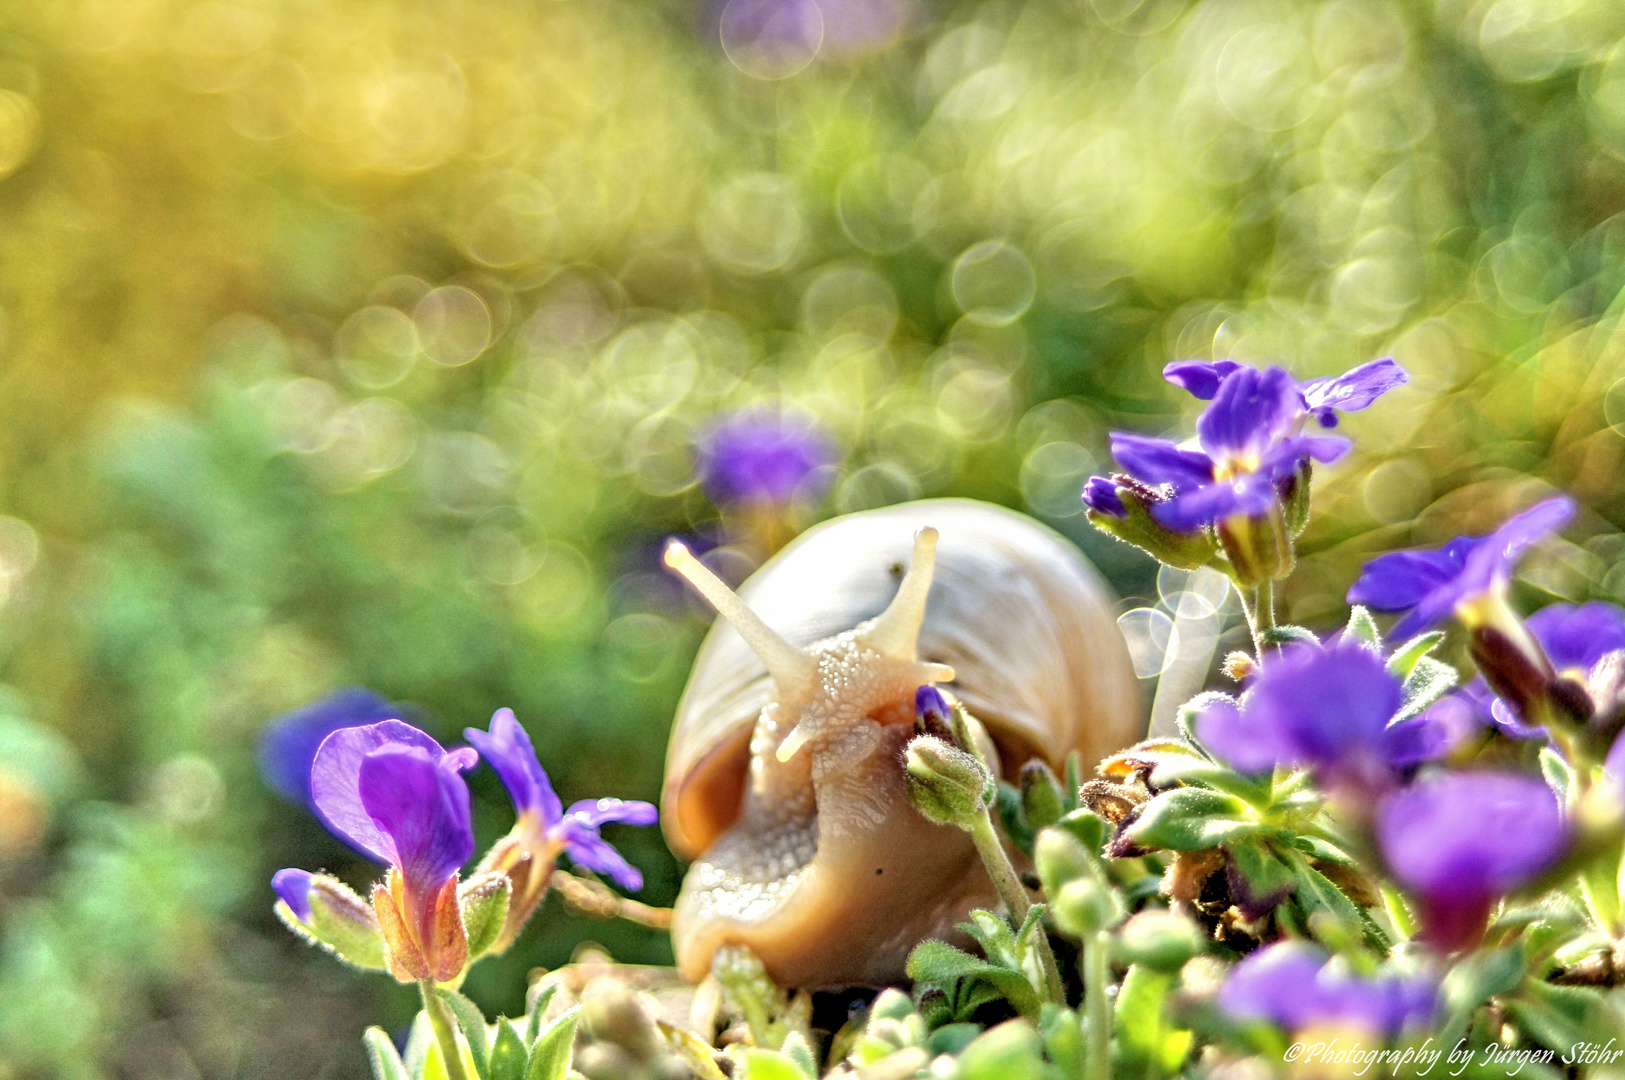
(273, 869), (388, 971)
(1280, 460), (1313, 538)
(1033, 825), (1093, 896)
(904, 736), (991, 827)
(1053, 877), (1123, 937)
(1019, 760), (1066, 832)
(459, 871), (512, 960)
(1085, 479), (1219, 571)
(1220, 651), (1254, 681)
(1113, 909), (1204, 973)
(1216, 504), (1293, 587)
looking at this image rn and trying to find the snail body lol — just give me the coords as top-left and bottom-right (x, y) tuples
(661, 498), (1142, 987)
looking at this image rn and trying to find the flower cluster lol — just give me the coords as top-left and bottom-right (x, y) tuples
(270, 703), (655, 988)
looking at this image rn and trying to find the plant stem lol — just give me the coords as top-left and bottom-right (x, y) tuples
(967, 811), (1067, 1006)
(1082, 931), (1111, 1080)
(419, 980), (473, 1080)
(1236, 578), (1277, 662)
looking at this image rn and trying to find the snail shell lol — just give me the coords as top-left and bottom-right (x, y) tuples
(660, 498), (1142, 987)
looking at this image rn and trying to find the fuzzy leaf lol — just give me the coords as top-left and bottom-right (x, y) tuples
(460, 873), (511, 960)
(1145, 757), (1271, 804)
(963, 910), (1021, 969)
(656, 1020), (729, 1080)
(1259, 624), (1319, 649)
(995, 781), (1036, 858)
(1039, 1005), (1083, 1077)
(1288, 857), (1389, 950)
(1538, 747), (1573, 803)
(1224, 841), (1296, 921)
(1386, 631), (1445, 680)
(1123, 787), (1259, 852)
(488, 1019), (526, 1080)
(1442, 946), (1525, 1017)
(438, 990), (490, 1080)
(524, 986), (557, 1048)
(778, 1031), (817, 1080)
(524, 1006), (579, 1080)
(928, 1023), (982, 1057)
(956, 1020), (1047, 1080)
(1505, 980), (1621, 1050)
(402, 1015), (434, 1079)
(742, 1049), (807, 1080)
(365, 1027), (413, 1080)
(906, 940), (1040, 1018)
(1115, 966), (1193, 1076)
(1344, 606), (1381, 648)
(1053, 808), (1108, 856)
(1395, 655), (1458, 721)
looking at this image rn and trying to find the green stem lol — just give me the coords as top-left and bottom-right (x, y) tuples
(968, 811), (1067, 1007)
(1082, 931), (1111, 1080)
(1235, 578), (1277, 663)
(419, 980), (474, 1080)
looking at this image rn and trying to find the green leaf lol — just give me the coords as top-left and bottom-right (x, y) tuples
(1038, 1005), (1083, 1077)
(1387, 631), (1445, 680)
(1020, 760), (1066, 832)
(778, 1031), (817, 1080)
(402, 1015), (434, 1079)
(905, 939), (1041, 1018)
(963, 910), (1020, 969)
(365, 1027), (412, 1080)
(1395, 655), (1458, 721)
(1145, 757), (1270, 804)
(1538, 747), (1573, 804)
(656, 1020), (729, 1080)
(928, 1022), (982, 1057)
(1344, 605), (1381, 648)
(1442, 946), (1525, 1017)
(1123, 787), (1260, 851)
(1505, 980), (1621, 1050)
(1223, 841), (1295, 919)
(524, 1006), (579, 1080)
(956, 1019), (1047, 1080)
(1064, 751), (1085, 811)
(488, 1019), (527, 1080)
(1260, 624), (1319, 649)
(1115, 966), (1193, 1077)
(742, 1049), (808, 1080)
(524, 986), (558, 1048)
(995, 781), (1036, 858)
(1053, 807), (1108, 855)
(438, 990), (491, 1080)
(1288, 856), (1389, 950)
(460, 873), (512, 960)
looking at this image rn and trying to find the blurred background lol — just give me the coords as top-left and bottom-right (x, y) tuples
(2, 0), (1625, 1075)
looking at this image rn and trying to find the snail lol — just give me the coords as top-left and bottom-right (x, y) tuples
(659, 498), (1143, 987)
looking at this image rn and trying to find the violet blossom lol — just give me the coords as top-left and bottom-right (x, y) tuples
(295, 719), (478, 981)
(1219, 941), (1438, 1038)
(1195, 639), (1442, 788)
(1346, 497), (1575, 639)
(1163, 357), (1409, 429)
(696, 408), (836, 506)
(1377, 772), (1567, 952)
(465, 709), (657, 951)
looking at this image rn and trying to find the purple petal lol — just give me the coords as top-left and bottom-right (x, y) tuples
(1219, 942), (1334, 1029)
(1605, 730), (1625, 785)
(916, 685), (951, 725)
(1300, 358), (1409, 415)
(1460, 497), (1576, 591)
(1162, 360), (1243, 401)
(1109, 433), (1213, 490)
(564, 798), (660, 829)
(557, 826), (644, 890)
(1153, 472), (1277, 530)
(1377, 772), (1565, 904)
(357, 745), (474, 900)
(1297, 435), (1352, 465)
(1245, 641), (1403, 774)
(258, 688), (401, 805)
(1526, 601), (1625, 674)
(1347, 549), (1467, 612)
(311, 721), (448, 863)
(1383, 695), (1475, 767)
(1195, 366), (1298, 461)
(273, 868), (314, 923)
(464, 709), (561, 826)
(1081, 476), (1126, 518)
(1195, 698), (1291, 774)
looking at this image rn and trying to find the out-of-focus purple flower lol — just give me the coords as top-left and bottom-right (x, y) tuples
(1525, 602), (1625, 677)
(1347, 497), (1576, 639)
(1606, 731), (1625, 785)
(1081, 476), (1126, 519)
(1384, 693), (1477, 767)
(916, 685), (950, 726)
(716, 0), (909, 64)
(1195, 640), (1410, 786)
(310, 720), (478, 981)
(1163, 358), (1408, 429)
(273, 868), (314, 923)
(697, 409), (836, 506)
(1377, 772), (1567, 952)
(1219, 941), (1438, 1038)
(258, 688), (402, 805)
(466, 709), (657, 892)
(1109, 367), (1349, 531)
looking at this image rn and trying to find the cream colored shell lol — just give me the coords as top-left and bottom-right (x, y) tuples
(660, 498), (1143, 986)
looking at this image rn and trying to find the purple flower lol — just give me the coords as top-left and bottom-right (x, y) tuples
(1525, 601), (1625, 676)
(697, 409), (836, 505)
(1109, 366), (1350, 531)
(916, 685), (950, 726)
(1220, 941), (1438, 1038)
(465, 709), (657, 891)
(258, 688), (402, 805)
(1163, 358), (1408, 429)
(1377, 772), (1567, 952)
(1346, 497), (1576, 639)
(1081, 476), (1126, 519)
(310, 720), (478, 980)
(273, 868), (315, 923)
(1195, 640), (1408, 786)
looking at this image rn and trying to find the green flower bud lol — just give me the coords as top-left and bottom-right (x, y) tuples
(1112, 909), (1204, 973)
(904, 735), (991, 828)
(1033, 825), (1093, 896)
(1088, 483), (1219, 572)
(1019, 760), (1066, 833)
(459, 871), (511, 959)
(277, 873), (389, 971)
(1053, 877), (1123, 937)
